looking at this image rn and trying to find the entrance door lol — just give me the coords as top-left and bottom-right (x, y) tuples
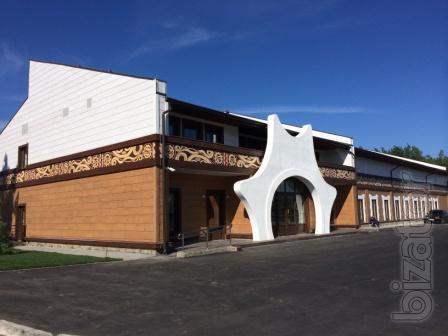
(271, 178), (309, 237)
(168, 189), (181, 240)
(16, 205), (26, 241)
(206, 190), (225, 228)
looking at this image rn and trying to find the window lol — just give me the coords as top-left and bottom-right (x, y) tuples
(168, 116), (181, 136)
(315, 151), (321, 162)
(371, 199), (378, 219)
(239, 135), (266, 150)
(435, 201), (438, 210)
(17, 144), (28, 169)
(405, 200), (410, 219)
(384, 199), (390, 221)
(394, 199), (400, 220)
(358, 199), (365, 223)
(204, 124), (224, 144)
(182, 119), (203, 140)
(168, 115), (225, 144)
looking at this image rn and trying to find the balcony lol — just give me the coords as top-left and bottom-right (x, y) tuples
(166, 136), (356, 184)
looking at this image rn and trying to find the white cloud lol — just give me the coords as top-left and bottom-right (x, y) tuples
(129, 25), (220, 60)
(170, 27), (218, 49)
(233, 105), (368, 115)
(0, 42), (24, 77)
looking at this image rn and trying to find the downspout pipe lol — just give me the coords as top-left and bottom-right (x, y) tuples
(425, 173), (433, 187)
(390, 165), (400, 186)
(161, 108), (172, 254)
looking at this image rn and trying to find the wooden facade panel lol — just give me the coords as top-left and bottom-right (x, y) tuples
(6, 167), (158, 243)
(231, 202), (253, 235)
(332, 185), (358, 226)
(168, 172), (359, 237)
(169, 172), (252, 236)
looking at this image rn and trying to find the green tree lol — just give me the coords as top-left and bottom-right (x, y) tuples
(374, 145), (448, 168)
(0, 219), (13, 255)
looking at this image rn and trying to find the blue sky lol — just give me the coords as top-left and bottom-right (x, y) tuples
(0, 0), (447, 155)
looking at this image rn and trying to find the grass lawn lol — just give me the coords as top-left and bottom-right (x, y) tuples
(0, 249), (119, 271)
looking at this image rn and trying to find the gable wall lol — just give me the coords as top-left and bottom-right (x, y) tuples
(0, 61), (164, 171)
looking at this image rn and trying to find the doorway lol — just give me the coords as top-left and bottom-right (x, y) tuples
(271, 178), (309, 237)
(16, 204), (26, 241)
(206, 190), (225, 228)
(168, 189), (181, 240)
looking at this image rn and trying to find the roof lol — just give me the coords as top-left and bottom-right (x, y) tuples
(30, 59), (166, 83)
(355, 147), (447, 175)
(229, 112), (353, 146)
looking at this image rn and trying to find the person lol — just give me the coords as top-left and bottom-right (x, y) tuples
(369, 216), (380, 228)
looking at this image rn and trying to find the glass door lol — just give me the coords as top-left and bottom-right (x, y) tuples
(168, 189), (181, 240)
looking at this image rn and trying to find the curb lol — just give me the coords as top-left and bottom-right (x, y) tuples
(176, 245), (241, 258)
(0, 320), (51, 336)
(0, 320), (79, 336)
(233, 229), (359, 249)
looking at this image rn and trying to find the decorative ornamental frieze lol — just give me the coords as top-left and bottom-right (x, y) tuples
(357, 174), (447, 192)
(1, 143), (156, 187)
(0, 135), (359, 189)
(319, 166), (356, 180)
(168, 144), (262, 169)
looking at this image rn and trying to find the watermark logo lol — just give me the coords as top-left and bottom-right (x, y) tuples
(390, 222), (434, 322)
(391, 169), (434, 322)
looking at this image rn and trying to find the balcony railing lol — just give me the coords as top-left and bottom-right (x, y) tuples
(166, 136), (356, 183)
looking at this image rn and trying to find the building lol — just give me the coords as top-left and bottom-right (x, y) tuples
(0, 60), (446, 253)
(355, 148), (447, 224)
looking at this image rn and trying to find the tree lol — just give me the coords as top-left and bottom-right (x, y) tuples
(374, 145), (448, 168)
(0, 219), (13, 255)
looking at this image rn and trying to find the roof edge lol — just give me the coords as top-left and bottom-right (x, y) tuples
(0, 97), (28, 136)
(355, 147), (447, 174)
(29, 59), (166, 83)
(168, 97), (353, 146)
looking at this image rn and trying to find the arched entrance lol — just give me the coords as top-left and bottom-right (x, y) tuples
(234, 115), (337, 241)
(271, 177), (310, 237)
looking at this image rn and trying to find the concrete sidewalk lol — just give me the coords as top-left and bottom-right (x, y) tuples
(359, 219), (424, 232)
(15, 244), (155, 261)
(174, 228), (359, 258)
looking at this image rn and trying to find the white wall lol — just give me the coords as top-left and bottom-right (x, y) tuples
(356, 157), (448, 186)
(0, 61), (165, 170)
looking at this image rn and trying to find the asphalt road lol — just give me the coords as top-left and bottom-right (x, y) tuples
(0, 226), (447, 336)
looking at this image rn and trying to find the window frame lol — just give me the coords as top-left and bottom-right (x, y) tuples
(204, 123), (224, 144)
(383, 199), (390, 221)
(17, 144), (29, 170)
(394, 197), (401, 220)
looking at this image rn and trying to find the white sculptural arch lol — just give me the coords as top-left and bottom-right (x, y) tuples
(234, 114), (337, 241)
